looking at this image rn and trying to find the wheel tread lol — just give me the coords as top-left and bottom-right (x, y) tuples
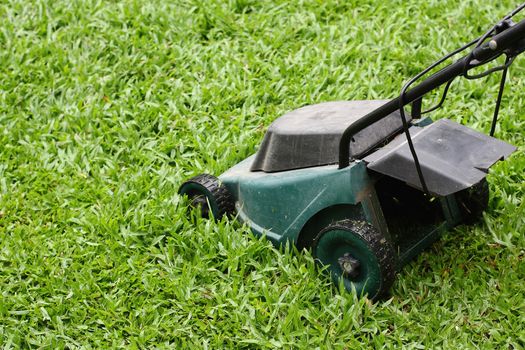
(178, 174), (235, 219)
(314, 219), (396, 300)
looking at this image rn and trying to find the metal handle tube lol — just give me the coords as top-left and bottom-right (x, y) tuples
(338, 18), (525, 168)
(472, 18), (525, 61)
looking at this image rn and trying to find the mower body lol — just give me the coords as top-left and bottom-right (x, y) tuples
(218, 99), (516, 268)
(181, 99), (515, 298)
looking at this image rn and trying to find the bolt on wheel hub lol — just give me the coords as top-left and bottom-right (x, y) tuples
(338, 253), (360, 279)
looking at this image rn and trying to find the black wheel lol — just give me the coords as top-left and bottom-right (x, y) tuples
(178, 174), (235, 220)
(313, 219), (396, 300)
(456, 179), (489, 224)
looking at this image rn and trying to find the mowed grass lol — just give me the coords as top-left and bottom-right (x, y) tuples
(0, 0), (524, 348)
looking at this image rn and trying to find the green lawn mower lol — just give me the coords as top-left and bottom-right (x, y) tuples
(179, 5), (525, 300)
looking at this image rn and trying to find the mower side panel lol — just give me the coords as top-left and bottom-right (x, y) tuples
(219, 156), (376, 245)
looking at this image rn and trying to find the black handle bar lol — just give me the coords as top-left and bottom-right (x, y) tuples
(338, 18), (525, 169)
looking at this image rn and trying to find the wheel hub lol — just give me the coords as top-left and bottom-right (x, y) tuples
(338, 253), (360, 279)
(191, 195), (210, 217)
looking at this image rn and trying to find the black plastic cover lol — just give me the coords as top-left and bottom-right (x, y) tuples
(364, 119), (516, 196)
(251, 100), (410, 172)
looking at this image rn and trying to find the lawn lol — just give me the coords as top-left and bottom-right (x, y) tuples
(0, 0), (524, 348)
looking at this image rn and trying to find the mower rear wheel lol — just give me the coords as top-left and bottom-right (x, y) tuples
(313, 220), (396, 300)
(178, 174), (234, 220)
(456, 179), (489, 224)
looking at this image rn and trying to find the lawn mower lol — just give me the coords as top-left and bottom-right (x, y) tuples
(179, 5), (525, 299)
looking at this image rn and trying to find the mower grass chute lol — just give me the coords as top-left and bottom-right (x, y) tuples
(179, 5), (524, 300)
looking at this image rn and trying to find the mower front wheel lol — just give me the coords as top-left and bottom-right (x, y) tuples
(313, 220), (396, 300)
(178, 174), (235, 220)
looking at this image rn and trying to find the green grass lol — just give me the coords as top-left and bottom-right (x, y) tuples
(1, 0), (524, 348)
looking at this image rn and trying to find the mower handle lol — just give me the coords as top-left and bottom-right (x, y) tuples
(338, 17), (525, 168)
